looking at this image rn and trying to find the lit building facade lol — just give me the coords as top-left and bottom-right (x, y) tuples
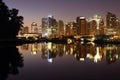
(58, 20), (64, 37)
(116, 19), (120, 34)
(19, 26), (29, 35)
(65, 22), (73, 36)
(72, 21), (78, 35)
(23, 26), (29, 34)
(105, 12), (118, 35)
(106, 12), (117, 28)
(88, 15), (104, 35)
(31, 22), (38, 33)
(42, 15), (58, 37)
(42, 18), (48, 37)
(76, 16), (87, 35)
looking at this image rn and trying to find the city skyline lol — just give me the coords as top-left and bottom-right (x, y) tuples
(4, 0), (120, 26)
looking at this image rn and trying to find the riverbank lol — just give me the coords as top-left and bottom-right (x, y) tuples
(1, 37), (120, 46)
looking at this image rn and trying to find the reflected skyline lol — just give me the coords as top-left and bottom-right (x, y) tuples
(17, 42), (120, 64)
(1, 0), (120, 80)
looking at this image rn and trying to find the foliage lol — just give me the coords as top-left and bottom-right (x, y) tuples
(0, 0), (24, 39)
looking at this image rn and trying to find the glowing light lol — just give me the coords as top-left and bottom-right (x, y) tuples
(81, 41), (84, 44)
(32, 51), (37, 55)
(80, 16), (85, 19)
(80, 58), (85, 61)
(81, 38), (84, 41)
(70, 48), (73, 55)
(94, 47), (102, 63)
(44, 33), (48, 36)
(48, 15), (53, 18)
(47, 42), (52, 49)
(91, 37), (95, 41)
(87, 54), (90, 58)
(90, 14), (102, 30)
(63, 45), (66, 52)
(87, 54), (93, 59)
(95, 19), (101, 30)
(31, 22), (37, 26)
(74, 54), (77, 58)
(67, 38), (72, 44)
(31, 44), (37, 55)
(47, 58), (53, 63)
(66, 52), (68, 55)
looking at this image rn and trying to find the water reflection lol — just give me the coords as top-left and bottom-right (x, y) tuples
(0, 46), (23, 80)
(18, 42), (120, 64)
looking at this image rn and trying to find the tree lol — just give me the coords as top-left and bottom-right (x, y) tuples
(9, 8), (24, 38)
(0, 0), (24, 40)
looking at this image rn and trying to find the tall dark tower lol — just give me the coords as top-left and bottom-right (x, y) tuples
(76, 16), (87, 35)
(106, 12), (117, 28)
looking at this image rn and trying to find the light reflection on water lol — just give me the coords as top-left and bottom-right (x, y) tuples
(18, 42), (120, 64)
(4, 42), (120, 80)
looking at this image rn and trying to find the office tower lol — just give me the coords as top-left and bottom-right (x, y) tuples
(42, 18), (48, 37)
(106, 12), (117, 28)
(65, 22), (73, 36)
(73, 21), (78, 36)
(31, 22), (38, 33)
(116, 19), (120, 34)
(106, 12), (118, 35)
(18, 26), (29, 36)
(58, 20), (64, 37)
(42, 15), (58, 37)
(76, 16), (87, 35)
(21, 26), (29, 34)
(88, 15), (104, 35)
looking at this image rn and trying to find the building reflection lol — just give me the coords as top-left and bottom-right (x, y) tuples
(19, 42), (120, 64)
(105, 45), (118, 64)
(73, 42), (87, 61)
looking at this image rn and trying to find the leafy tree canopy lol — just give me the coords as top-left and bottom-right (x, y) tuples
(0, 0), (24, 40)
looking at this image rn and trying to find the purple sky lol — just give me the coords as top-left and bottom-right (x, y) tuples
(4, 0), (120, 26)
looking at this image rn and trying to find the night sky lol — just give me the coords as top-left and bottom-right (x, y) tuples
(4, 0), (120, 26)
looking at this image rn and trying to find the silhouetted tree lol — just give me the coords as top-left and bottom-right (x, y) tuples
(0, 0), (24, 40)
(9, 9), (24, 38)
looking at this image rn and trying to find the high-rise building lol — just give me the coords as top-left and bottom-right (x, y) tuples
(106, 12), (117, 28)
(23, 26), (29, 34)
(31, 22), (38, 33)
(42, 18), (48, 37)
(42, 15), (58, 37)
(65, 22), (73, 36)
(19, 26), (29, 35)
(105, 12), (117, 35)
(58, 20), (64, 36)
(116, 19), (120, 34)
(87, 20), (97, 35)
(88, 15), (104, 35)
(73, 21), (78, 36)
(76, 16), (87, 35)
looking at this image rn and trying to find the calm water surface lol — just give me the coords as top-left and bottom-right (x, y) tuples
(1, 42), (120, 80)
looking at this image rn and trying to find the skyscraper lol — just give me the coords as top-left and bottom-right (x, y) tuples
(42, 15), (58, 37)
(31, 22), (38, 33)
(65, 22), (73, 36)
(58, 20), (64, 37)
(73, 21), (77, 35)
(76, 16), (87, 35)
(106, 12), (117, 35)
(42, 18), (48, 37)
(106, 12), (117, 28)
(88, 15), (104, 35)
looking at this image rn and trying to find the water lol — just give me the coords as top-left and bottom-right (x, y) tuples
(1, 42), (120, 80)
